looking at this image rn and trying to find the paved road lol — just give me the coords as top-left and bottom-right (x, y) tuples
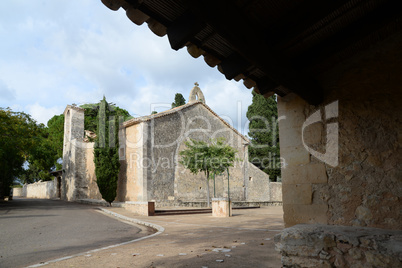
(0, 198), (153, 268)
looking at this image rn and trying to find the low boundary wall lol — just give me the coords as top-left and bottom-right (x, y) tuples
(14, 180), (58, 199)
(12, 187), (23, 196)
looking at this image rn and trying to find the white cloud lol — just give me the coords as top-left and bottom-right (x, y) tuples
(0, 1), (253, 133)
(25, 103), (64, 125)
(0, 79), (16, 102)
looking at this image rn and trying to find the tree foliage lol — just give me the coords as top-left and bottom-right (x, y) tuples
(0, 98), (130, 195)
(0, 108), (41, 197)
(19, 114), (65, 184)
(82, 102), (131, 133)
(93, 97), (124, 205)
(46, 114), (64, 170)
(171, 93), (186, 108)
(179, 137), (237, 206)
(246, 92), (281, 181)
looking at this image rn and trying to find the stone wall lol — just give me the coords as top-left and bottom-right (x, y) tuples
(119, 123), (148, 202)
(12, 187), (22, 196)
(19, 180), (58, 199)
(278, 95), (329, 227)
(275, 224), (402, 268)
(150, 104), (253, 204)
(269, 182), (282, 202)
(61, 106), (88, 201)
(315, 32), (402, 230)
(276, 30), (401, 268)
(84, 143), (102, 200)
(247, 163), (270, 201)
(278, 32), (402, 229)
(60, 101), (278, 206)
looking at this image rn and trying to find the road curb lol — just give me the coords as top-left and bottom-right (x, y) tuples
(27, 208), (164, 267)
(98, 207), (165, 233)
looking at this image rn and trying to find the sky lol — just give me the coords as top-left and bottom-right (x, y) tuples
(0, 0), (253, 135)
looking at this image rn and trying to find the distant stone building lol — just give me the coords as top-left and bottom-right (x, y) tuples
(61, 84), (281, 206)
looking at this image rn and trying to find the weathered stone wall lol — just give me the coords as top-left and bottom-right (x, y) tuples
(317, 33), (402, 230)
(146, 104), (253, 204)
(61, 106), (92, 201)
(84, 143), (102, 200)
(60, 102), (276, 205)
(20, 180), (58, 199)
(269, 182), (282, 202)
(278, 95), (329, 227)
(247, 163), (270, 201)
(275, 224), (402, 268)
(12, 187), (22, 196)
(125, 201), (155, 216)
(119, 123), (147, 202)
(278, 33), (402, 229)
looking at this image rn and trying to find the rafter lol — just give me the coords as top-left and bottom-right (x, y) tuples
(294, 0), (402, 69)
(267, 0), (351, 48)
(167, 12), (205, 50)
(219, 53), (250, 80)
(189, 0), (324, 105)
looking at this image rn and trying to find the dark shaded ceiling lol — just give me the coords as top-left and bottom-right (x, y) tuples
(101, 0), (402, 105)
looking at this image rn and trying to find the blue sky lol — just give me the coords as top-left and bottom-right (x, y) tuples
(0, 1), (253, 135)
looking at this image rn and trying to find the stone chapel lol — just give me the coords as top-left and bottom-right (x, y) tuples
(61, 84), (281, 207)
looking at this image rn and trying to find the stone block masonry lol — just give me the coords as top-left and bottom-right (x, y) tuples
(274, 21), (402, 268)
(12, 187), (22, 196)
(212, 198), (232, 217)
(16, 180), (58, 199)
(58, 85), (281, 209)
(125, 201), (155, 216)
(277, 32), (402, 230)
(275, 224), (402, 268)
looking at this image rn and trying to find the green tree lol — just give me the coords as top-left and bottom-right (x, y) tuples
(93, 97), (122, 205)
(179, 138), (237, 206)
(46, 114), (65, 170)
(81, 102), (131, 133)
(246, 92), (281, 181)
(0, 108), (41, 197)
(24, 126), (55, 182)
(171, 93), (186, 108)
(207, 138), (237, 200)
(20, 114), (65, 184)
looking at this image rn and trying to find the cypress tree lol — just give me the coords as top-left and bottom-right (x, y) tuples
(171, 93), (186, 108)
(246, 92), (281, 181)
(94, 97), (120, 205)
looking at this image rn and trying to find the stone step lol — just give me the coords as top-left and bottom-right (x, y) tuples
(155, 208), (212, 216)
(154, 206), (260, 216)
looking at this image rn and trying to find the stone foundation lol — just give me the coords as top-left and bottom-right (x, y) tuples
(155, 200), (282, 208)
(125, 201), (155, 216)
(275, 224), (402, 268)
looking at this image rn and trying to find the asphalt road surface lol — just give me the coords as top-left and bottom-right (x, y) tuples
(0, 198), (154, 268)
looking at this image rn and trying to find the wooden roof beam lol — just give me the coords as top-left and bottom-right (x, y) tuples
(167, 12), (205, 51)
(267, 0), (351, 47)
(294, 0), (402, 69)
(189, 0), (324, 105)
(219, 53), (250, 80)
(256, 78), (280, 96)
